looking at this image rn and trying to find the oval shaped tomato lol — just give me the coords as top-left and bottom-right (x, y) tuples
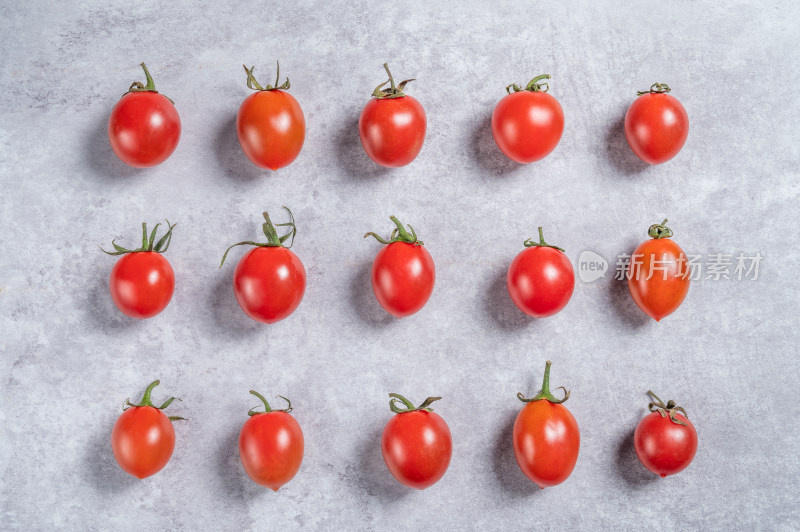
(513, 361), (580, 488)
(634, 391), (698, 477)
(111, 380), (184, 479)
(365, 216), (435, 318)
(220, 208), (306, 324)
(237, 64), (305, 170)
(108, 63), (181, 168)
(507, 227), (574, 318)
(239, 391), (304, 490)
(381, 394), (452, 490)
(491, 74), (564, 164)
(359, 64), (426, 167)
(627, 219), (690, 321)
(624, 83), (689, 164)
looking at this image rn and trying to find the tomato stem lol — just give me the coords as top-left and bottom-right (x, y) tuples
(523, 226), (565, 252)
(647, 390), (689, 426)
(506, 74), (551, 94)
(388, 393), (441, 413)
(100, 220), (176, 256)
(122, 380), (186, 420)
(124, 63), (174, 103)
(243, 62), (291, 91)
(248, 390), (293, 416)
(517, 360), (570, 404)
(637, 82), (671, 96)
(364, 215), (424, 246)
(219, 207), (297, 267)
(371, 63), (415, 99)
(648, 219), (674, 239)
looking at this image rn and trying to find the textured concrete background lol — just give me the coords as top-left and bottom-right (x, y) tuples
(1, 1), (798, 530)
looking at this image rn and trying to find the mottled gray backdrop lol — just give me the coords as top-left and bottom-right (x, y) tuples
(1, 1), (798, 530)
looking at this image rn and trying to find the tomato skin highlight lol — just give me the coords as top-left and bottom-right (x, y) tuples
(513, 400), (580, 488)
(491, 91), (564, 163)
(359, 95), (427, 167)
(627, 238), (690, 321)
(108, 91), (181, 168)
(381, 410), (452, 490)
(624, 93), (689, 164)
(634, 411), (698, 477)
(233, 246), (306, 323)
(111, 406), (175, 479)
(237, 90), (306, 170)
(371, 242), (435, 318)
(507, 246), (574, 318)
(239, 411), (304, 490)
(109, 251), (175, 319)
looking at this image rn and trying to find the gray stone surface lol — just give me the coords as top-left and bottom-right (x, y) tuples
(1, 1), (798, 530)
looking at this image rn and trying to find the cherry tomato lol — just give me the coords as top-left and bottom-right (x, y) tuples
(624, 83), (689, 164)
(634, 391), (698, 477)
(627, 219), (690, 321)
(358, 63), (426, 167)
(102, 221), (176, 319)
(108, 63), (181, 168)
(364, 216), (435, 318)
(507, 227), (574, 318)
(513, 361), (580, 488)
(491, 74), (564, 163)
(239, 391), (304, 490)
(111, 380), (185, 479)
(220, 208), (306, 324)
(237, 63), (305, 170)
(381, 394), (452, 490)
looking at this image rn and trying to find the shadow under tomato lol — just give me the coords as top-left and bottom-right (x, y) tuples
(86, 276), (146, 335)
(356, 424), (411, 500)
(469, 109), (524, 177)
(615, 427), (658, 486)
(605, 111), (650, 176)
(215, 425), (252, 499)
(84, 113), (145, 181)
(214, 114), (264, 181)
(349, 260), (396, 327)
(208, 271), (263, 335)
(334, 116), (392, 181)
(83, 414), (139, 494)
(606, 251), (651, 329)
(484, 266), (535, 331)
(492, 409), (541, 496)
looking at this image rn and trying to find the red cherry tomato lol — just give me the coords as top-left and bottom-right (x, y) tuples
(627, 219), (690, 321)
(634, 391), (698, 477)
(111, 380), (184, 479)
(237, 64), (305, 170)
(359, 63), (426, 167)
(365, 216), (435, 318)
(108, 63), (181, 168)
(102, 221), (176, 319)
(381, 394), (452, 490)
(491, 74), (564, 164)
(239, 391), (304, 490)
(220, 208), (306, 324)
(624, 83), (689, 164)
(513, 361), (580, 488)
(507, 227), (574, 318)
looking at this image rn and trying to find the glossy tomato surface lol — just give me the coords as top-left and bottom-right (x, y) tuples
(507, 246), (574, 318)
(233, 246), (306, 323)
(109, 252), (175, 319)
(239, 411), (304, 490)
(513, 400), (580, 488)
(371, 242), (435, 318)
(627, 238), (690, 321)
(382, 410), (452, 489)
(111, 406), (175, 479)
(624, 93), (689, 164)
(491, 91), (564, 163)
(359, 95), (426, 167)
(237, 90), (305, 170)
(108, 91), (181, 167)
(634, 411), (698, 477)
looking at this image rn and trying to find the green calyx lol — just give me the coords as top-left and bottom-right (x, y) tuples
(517, 360), (570, 404)
(506, 74), (551, 94)
(647, 390), (688, 426)
(648, 219), (674, 239)
(372, 63), (415, 99)
(523, 226), (565, 252)
(388, 393), (441, 414)
(123, 380), (186, 421)
(364, 216), (423, 246)
(243, 61), (290, 91)
(248, 390), (293, 416)
(100, 220), (176, 255)
(220, 207), (297, 268)
(637, 82), (671, 96)
(125, 63), (173, 103)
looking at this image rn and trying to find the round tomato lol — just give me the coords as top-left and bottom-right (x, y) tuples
(102, 221), (176, 319)
(364, 216), (435, 318)
(358, 63), (426, 167)
(627, 219), (690, 321)
(491, 74), (564, 163)
(111, 380), (185, 479)
(507, 227), (574, 318)
(239, 391), (304, 490)
(108, 63), (181, 168)
(220, 208), (306, 323)
(634, 391), (698, 477)
(513, 361), (580, 488)
(624, 83), (689, 164)
(381, 394), (452, 490)
(237, 63), (305, 170)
